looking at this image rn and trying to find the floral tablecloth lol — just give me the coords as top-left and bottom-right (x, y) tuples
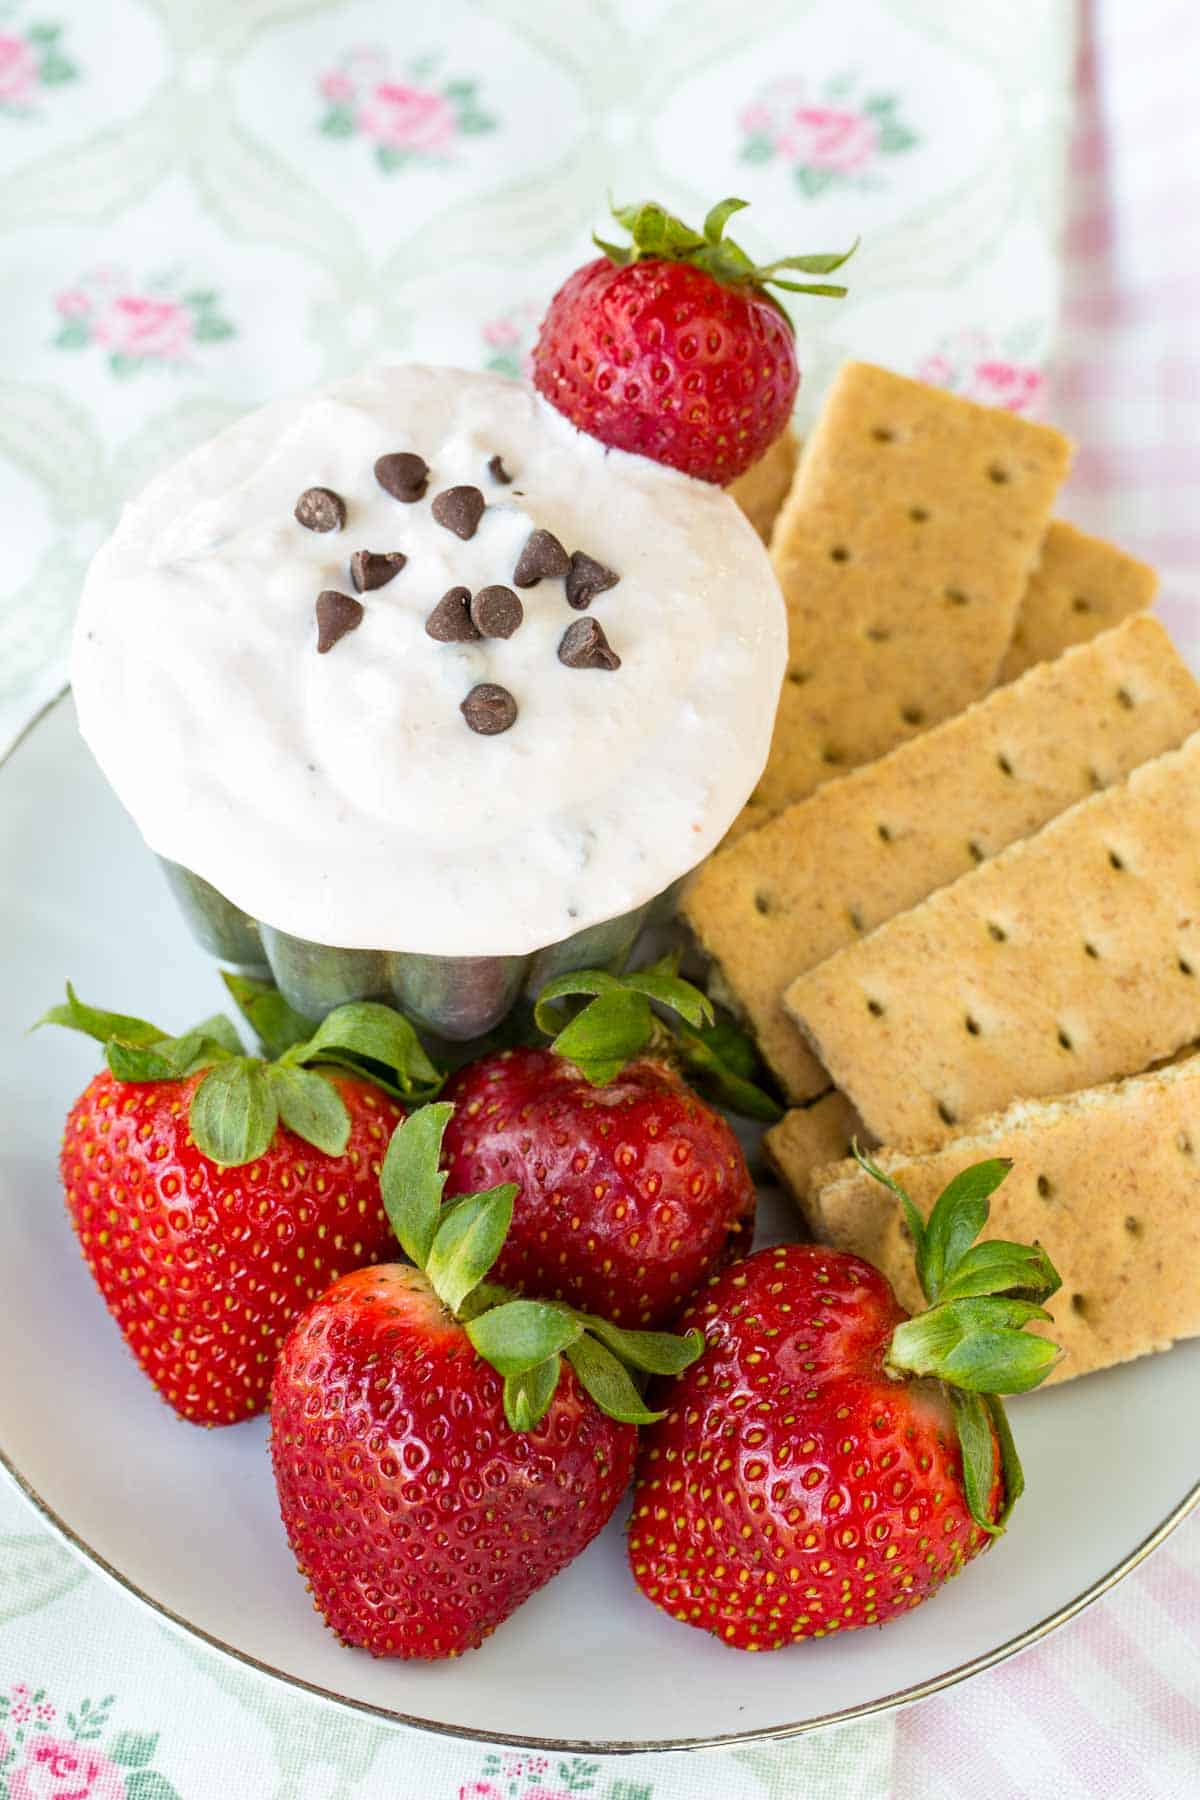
(2, 2), (1198, 1796)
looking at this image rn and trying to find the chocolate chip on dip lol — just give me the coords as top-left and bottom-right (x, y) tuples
(426, 587), (480, 643)
(431, 485), (486, 540)
(461, 683), (518, 735)
(374, 452), (429, 502)
(350, 549), (406, 593)
(470, 584), (524, 640)
(294, 487), (345, 533)
(487, 454), (513, 485)
(565, 551), (620, 611)
(513, 528), (570, 588)
(315, 589), (364, 653)
(558, 617), (621, 671)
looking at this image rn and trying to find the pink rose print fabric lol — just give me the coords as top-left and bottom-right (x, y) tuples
(917, 328), (1047, 416)
(51, 268), (234, 377)
(0, 21), (77, 115)
(317, 47), (496, 172)
(457, 1751), (637, 1800)
(479, 302), (540, 380)
(0, 1683), (181, 1800)
(740, 73), (917, 195)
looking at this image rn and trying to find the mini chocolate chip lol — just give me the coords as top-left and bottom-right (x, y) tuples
(487, 453), (513, 485)
(461, 682), (518, 735)
(470, 584), (524, 639)
(350, 549), (406, 593)
(315, 589), (364, 653)
(514, 527), (570, 587)
(295, 486), (345, 533)
(558, 617), (621, 671)
(425, 586), (480, 643)
(431, 485), (486, 540)
(374, 452), (429, 501)
(565, 550), (620, 610)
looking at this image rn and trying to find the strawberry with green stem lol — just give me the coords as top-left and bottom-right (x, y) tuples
(441, 957), (775, 1328)
(629, 1152), (1062, 1648)
(39, 974), (442, 1424)
(533, 195), (855, 483)
(270, 1102), (703, 1658)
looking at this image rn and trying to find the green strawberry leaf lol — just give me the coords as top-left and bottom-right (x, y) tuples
(503, 1357), (562, 1432)
(852, 1145), (928, 1266)
(425, 1183), (517, 1314)
(949, 1389), (1005, 1537)
(266, 1064), (350, 1157)
(583, 1316), (704, 1375)
(937, 1238), (1062, 1305)
(889, 1296), (1059, 1394)
(221, 971), (313, 1058)
(36, 983), (166, 1047)
(465, 1299), (584, 1375)
(621, 958), (714, 1030)
(534, 960), (716, 1087)
(599, 195), (855, 303)
(985, 1392), (1025, 1530)
(379, 1103), (452, 1266)
(920, 1158), (1015, 1301)
(188, 1060), (278, 1167)
(565, 1334), (662, 1426)
(672, 1018), (783, 1121)
(284, 1000), (444, 1102)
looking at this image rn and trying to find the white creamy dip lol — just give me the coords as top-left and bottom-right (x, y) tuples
(72, 366), (786, 955)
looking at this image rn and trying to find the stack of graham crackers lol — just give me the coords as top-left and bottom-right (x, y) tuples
(704, 361), (1200, 1386)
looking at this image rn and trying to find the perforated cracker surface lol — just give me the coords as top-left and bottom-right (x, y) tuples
(996, 518), (1158, 684)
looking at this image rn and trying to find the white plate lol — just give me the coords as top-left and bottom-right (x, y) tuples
(2, 696), (1197, 1752)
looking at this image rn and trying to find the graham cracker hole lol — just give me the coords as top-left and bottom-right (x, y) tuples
(1179, 1133), (1195, 1156)
(936, 1100), (957, 1127)
(944, 587), (969, 606)
(866, 998), (885, 1017)
(1116, 687), (1135, 710)
(864, 625), (891, 643)
(1124, 1216), (1141, 1235)
(1072, 595), (1092, 614)
(1070, 1292), (1090, 1320)
(829, 545), (850, 564)
(901, 705), (925, 726)
(1037, 1175), (1053, 1199)
(754, 892), (773, 917)
(1057, 1026), (1074, 1051)
(964, 1016), (981, 1036)
(967, 840), (985, 864)
(877, 822), (893, 843)
(848, 908), (865, 934)
(987, 464), (1010, 485)
(1084, 941), (1100, 959)
(872, 426), (896, 443)
(1108, 849), (1126, 871)
(788, 668), (812, 687)
(908, 506), (930, 523)
(1088, 768), (1105, 792)
(987, 921), (1008, 942)
(823, 747), (846, 766)
(1180, 957), (1194, 976)
(996, 753), (1015, 777)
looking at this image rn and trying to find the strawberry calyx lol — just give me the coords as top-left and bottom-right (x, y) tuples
(854, 1149), (1063, 1535)
(532, 951), (783, 1120)
(37, 975), (444, 1169)
(381, 1103), (703, 1431)
(595, 195), (856, 304)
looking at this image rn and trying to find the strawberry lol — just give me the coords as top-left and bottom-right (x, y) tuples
(532, 197), (854, 484)
(270, 1102), (702, 1657)
(440, 961), (769, 1327)
(628, 1153), (1063, 1649)
(41, 975), (443, 1425)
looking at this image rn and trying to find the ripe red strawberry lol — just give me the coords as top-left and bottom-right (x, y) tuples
(628, 1154), (1062, 1649)
(42, 977), (442, 1425)
(440, 962), (769, 1326)
(532, 197), (853, 483)
(443, 1047), (754, 1327)
(271, 1103), (701, 1657)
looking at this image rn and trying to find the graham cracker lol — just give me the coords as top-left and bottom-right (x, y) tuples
(996, 518), (1158, 684)
(763, 1091), (867, 1237)
(685, 616), (1200, 1101)
(728, 429), (799, 544)
(748, 362), (1071, 822)
(786, 730), (1200, 1145)
(805, 1057), (1200, 1384)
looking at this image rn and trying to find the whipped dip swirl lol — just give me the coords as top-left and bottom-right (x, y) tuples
(72, 366), (787, 956)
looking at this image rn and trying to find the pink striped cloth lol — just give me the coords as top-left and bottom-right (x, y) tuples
(896, 7), (1200, 1789)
